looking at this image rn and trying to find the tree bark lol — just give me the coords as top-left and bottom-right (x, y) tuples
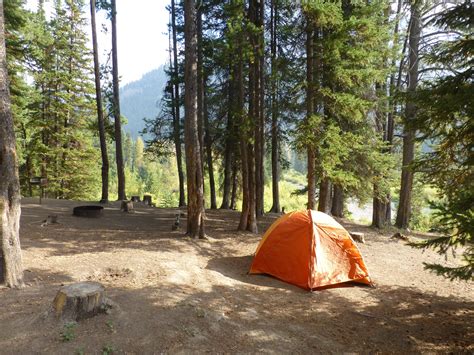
(196, 6), (205, 184)
(90, 0), (109, 203)
(269, 0), (280, 213)
(396, 1), (420, 229)
(318, 177), (332, 214)
(203, 80), (217, 209)
(0, 3), (24, 288)
(230, 160), (238, 210)
(331, 184), (344, 217)
(240, 0), (258, 232)
(183, 0), (205, 238)
(237, 31), (256, 233)
(306, 19), (316, 210)
(220, 100), (233, 209)
(255, 0), (265, 218)
(171, 0), (186, 207)
(111, 0), (126, 201)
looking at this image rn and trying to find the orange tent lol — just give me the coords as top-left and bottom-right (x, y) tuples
(249, 210), (372, 290)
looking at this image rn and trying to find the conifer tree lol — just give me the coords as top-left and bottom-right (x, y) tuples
(408, 1), (473, 280)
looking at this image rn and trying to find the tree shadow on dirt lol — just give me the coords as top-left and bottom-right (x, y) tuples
(19, 205), (265, 257)
(2, 266), (472, 354)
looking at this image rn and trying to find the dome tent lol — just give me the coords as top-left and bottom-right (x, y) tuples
(249, 210), (372, 290)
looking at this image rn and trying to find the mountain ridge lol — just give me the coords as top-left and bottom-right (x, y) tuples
(120, 65), (167, 138)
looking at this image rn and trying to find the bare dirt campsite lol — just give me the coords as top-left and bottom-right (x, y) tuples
(0, 198), (472, 354)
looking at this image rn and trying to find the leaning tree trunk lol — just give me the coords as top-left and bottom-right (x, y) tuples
(0, 3), (23, 288)
(183, 0), (205, 238)
(111, 0), (126, 201)
(90, 0), (109, 203)
(396, 1), (420, 229)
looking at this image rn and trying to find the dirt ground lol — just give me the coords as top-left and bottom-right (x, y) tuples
(1, 198), (472, 354)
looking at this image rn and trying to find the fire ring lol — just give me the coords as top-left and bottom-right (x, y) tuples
(73, 205), (104, 218)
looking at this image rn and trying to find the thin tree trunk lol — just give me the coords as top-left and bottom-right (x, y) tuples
(221, 65), (236, 209)
(203, 80), (217, 209)
(255, 0), (265, 218)
(230, 160), (238, 210)
(197, 6), (205, 183)
(331, 184), (344, 217)
(396, 1), (420, 229)
(171, 0), (185, 207)
(90, 0), (109, 203)
(306, 19), (316, 210)
(111, 0), (126, 201)
(183, 0), (205, 238)
(269, 0), (280, 213)
(0, 3), (24, 288)
(244, 0), (258, 232)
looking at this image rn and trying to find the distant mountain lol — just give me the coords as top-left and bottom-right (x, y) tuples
(120, 66), (167, 138)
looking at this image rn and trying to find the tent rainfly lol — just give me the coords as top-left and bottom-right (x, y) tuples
(249, 210), (373, 290)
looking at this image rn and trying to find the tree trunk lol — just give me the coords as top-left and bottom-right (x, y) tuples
(221, 72), (236, 209)
(0, 3), (23, 288)
(183, 0), (205, 238)
(230, 160), (238, 210)
(203, 81), (217, 209)
(269, 0), (280, 213)
(396, 1), (420, 229)
(90, 0), (109, 203)
(305, 19), (316, 210)
(53, 282), (108, 321)
(255, 0), (265, 218)
(237, 34), (256, 233)
(331, 184), (344, 217)
(242, 0), (258, 232)
(171, 0), (185, 207)
(318, 177), (332, 214)
(111, 0), (126, 201)
(196, 6), (205, 184)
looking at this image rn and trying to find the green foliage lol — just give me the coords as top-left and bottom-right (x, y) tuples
(8, 0), (101, 200)
(297, 0), (395, 206)
(60, 322), (77, 342)
(102, 344), (115, 355)
(408, 2), (473, 281)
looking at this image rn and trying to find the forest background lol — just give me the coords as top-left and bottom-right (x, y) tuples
(3, 0), (472, 280)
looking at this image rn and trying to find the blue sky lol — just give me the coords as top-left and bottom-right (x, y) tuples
(26, 0), (169, 85)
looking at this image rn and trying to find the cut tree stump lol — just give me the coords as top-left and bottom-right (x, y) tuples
(350, 232), (365, 244)
(53, 282), (109, 321)
(121, 200), (133, 212)
(143, 195), (152, 206)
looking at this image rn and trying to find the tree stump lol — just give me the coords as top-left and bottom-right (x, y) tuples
(53, 282), (109, 321)
(143, 195), (152, 206)
(350, 232), (365, 244)
(121, 200), (133, 212)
